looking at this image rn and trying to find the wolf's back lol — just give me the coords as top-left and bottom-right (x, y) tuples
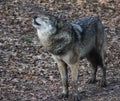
(73, 16), (106, 57)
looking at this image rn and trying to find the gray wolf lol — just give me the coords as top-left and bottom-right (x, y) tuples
(32, 13), (107, 101)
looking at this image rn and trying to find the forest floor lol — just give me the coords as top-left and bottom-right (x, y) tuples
(0, 0), (120, 101)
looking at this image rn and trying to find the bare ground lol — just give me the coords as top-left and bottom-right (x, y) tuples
(0, 0), (120, 101)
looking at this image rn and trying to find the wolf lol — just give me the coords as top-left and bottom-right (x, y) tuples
(32, 13), (107, 101)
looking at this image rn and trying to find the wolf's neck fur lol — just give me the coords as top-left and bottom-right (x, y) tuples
(36, 24), (53, 45)
(37, 29), (50, 41)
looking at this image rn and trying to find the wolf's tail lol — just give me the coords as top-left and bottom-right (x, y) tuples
(96, 16), (107, 52)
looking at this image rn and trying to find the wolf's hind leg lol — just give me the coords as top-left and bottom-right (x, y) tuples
(86, 51), (98, 84)
(98, 64), (107, 87)
(86, 48), (107, 87)
(86, 65), (98, 84)
(98, 48), (107, 87)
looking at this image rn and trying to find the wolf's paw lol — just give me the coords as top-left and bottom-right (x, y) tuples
(58, 92), (68, 99)
(97, 79), (107, 87)
(71, 93), (81, 101)
(86, 78), (97, 84)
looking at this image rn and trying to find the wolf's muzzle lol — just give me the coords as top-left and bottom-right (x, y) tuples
(33, 16), (41, 26)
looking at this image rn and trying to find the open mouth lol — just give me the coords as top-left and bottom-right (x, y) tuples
(34, 20), (41, 26)
(33, 16), (41, 26)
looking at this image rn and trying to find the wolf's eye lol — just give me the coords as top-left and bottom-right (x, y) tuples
(44, 17), (49, 20)
(43, 17), (49, 22)
(44, 20), (49, 24)
(44, 20), (48, 23)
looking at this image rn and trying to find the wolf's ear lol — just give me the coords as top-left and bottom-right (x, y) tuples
(72, 24), (83, 41)
(72, 24), (83, 34)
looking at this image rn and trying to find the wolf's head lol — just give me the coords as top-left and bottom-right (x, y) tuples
(32, 13), (65, 35)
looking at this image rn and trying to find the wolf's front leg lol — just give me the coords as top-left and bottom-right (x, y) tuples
(69, 62), (80, 101)
(56, 59), (69, 99)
